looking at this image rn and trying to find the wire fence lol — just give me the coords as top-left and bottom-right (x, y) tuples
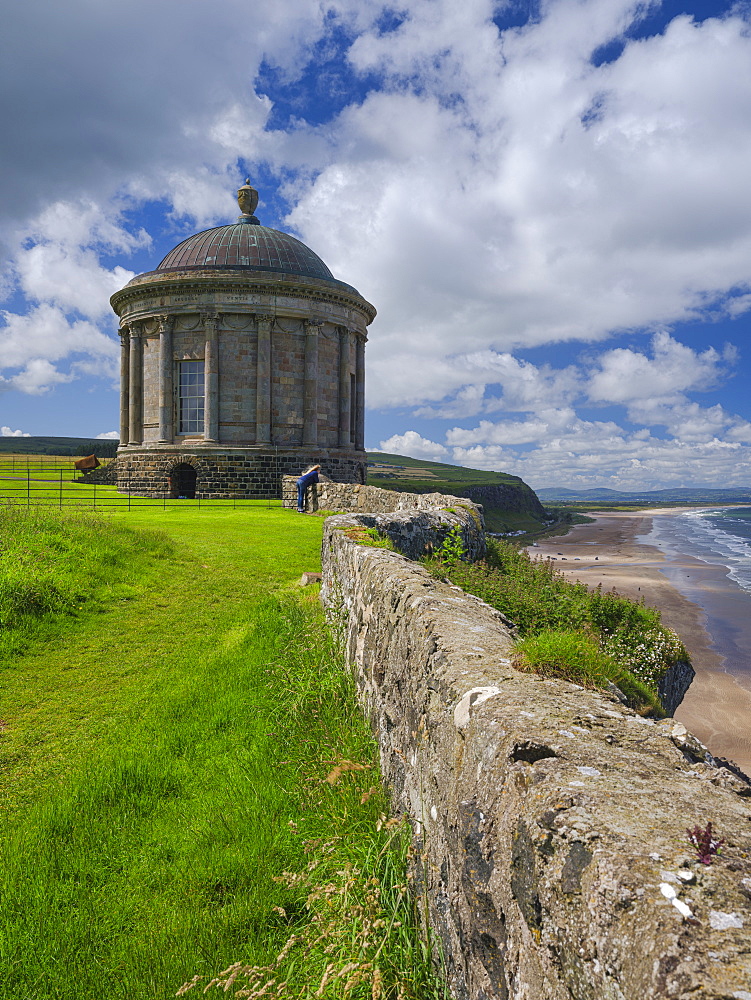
(0, 454), (97, 477)
(0, 458), (282, 512)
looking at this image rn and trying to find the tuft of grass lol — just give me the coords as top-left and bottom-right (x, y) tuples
(340, 526), (395, 550)
(514, 629), (663, 715)
(425, 537), (683, 714)
(183, 822), (446, 1000)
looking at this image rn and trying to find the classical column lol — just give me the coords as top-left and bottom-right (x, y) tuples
(355, 334), (366, 451)
(203, 311), (219, 443)
(119, 327), (130, 447)
(337, 327), (351, 447)
(157, 314), (174, 443)
(303, 321), (320, 447)
(128, 323), (143, 445)
(255, 317), (271, 445)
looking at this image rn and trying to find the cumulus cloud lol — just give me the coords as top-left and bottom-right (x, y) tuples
(13, 200), (143, 319)
(0, 0), (365, 231)
(448, 432), (751, 491)
(587, 332), (733, 406)
(2, 0), (751, 486)
(7, 360), (76, 395)
(378, 430), (449, 462)
(1, 425), (30, 437)
(0, 304), (116, 369)
(0, 305), (117, 393)
(287, 2), (751, 407)
(386, 325), (751, 487)
(96, 431), (119, 439)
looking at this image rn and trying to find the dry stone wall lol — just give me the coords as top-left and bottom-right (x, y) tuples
(320, 514), (751, 1000)
(284, 475), (484, 514)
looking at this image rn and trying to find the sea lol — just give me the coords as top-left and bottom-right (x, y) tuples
(642, 507), (751, 685)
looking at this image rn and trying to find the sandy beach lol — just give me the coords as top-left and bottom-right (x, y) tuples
(529, 511), (751, 775)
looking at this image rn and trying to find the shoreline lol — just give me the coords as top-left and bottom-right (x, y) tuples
(528, 510), (751, 774)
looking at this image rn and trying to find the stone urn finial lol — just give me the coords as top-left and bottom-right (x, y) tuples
(237, 177), (260, 222)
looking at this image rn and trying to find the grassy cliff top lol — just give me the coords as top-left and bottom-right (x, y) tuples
(367, 452), (546, 533)
(367, 451), (523, 490)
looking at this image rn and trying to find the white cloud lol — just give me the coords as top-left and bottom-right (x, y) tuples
(0, 0), (372, 231)
(1, 425), (30, 437)
(378, 430), (448, 462)
(587, 331), (732, 405)
(387, 328), (751, 487)
(285, 3), (751, 407)
(0, 305), (117, 393)
(1, 0), (751, 488)
(7, 360), (76, 395)
(446, 415), (559, 447)
(413, 384), (488, 420)
(450, 433), (751, 491)
(0, 304), (116, 369)
(17, 244), (135, 320)
(10, 200), (143, 319)
(96, 431), (119, 439)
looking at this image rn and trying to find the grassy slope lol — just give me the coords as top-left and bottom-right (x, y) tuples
(428, 538), (684, 714)
(0, 502), (438, 1000)
(367, 452), (521, 487)
(367, 452), (546, 533)
(0, 507), (322, 808)
(0, 436), (119, 457)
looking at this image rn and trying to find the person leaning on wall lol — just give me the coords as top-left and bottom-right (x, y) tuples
(295, 464), (321, 512)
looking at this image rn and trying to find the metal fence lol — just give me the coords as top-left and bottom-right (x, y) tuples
(0, 454), (91, 476)
(0, 458), (282, 511)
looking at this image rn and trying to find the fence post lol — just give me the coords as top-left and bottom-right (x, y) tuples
(27, 468), (30, 507)
(93, 482), (96, 510)
(59, 469), (63, 509)
(128, 467), (131, 511)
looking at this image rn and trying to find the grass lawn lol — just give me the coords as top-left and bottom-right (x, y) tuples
(0, 492), (440, 1000)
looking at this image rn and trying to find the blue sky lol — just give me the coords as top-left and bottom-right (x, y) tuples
(2, 0), (751, 490)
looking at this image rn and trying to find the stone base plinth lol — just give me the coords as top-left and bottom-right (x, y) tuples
(115, 446), (366, 498)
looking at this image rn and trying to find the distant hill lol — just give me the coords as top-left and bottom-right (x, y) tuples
(0, 436), (118, 458)
(536, 485), (751, 504)
(367, 452), (548, 532)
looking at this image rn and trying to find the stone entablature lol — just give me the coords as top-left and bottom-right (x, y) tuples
(320, 511), (751, 999)
(113, 269), (375, 324)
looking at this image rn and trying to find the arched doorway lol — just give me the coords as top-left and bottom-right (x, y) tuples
(170, 463), (197, 499)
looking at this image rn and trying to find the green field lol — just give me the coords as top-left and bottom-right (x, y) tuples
(0, 436), (119, 457)
(367, 451), (522, 490)
(0, 454), (277, 510)
(0, 476), (441, 999)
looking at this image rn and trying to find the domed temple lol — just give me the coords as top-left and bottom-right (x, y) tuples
(109, 179), (375, 498)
